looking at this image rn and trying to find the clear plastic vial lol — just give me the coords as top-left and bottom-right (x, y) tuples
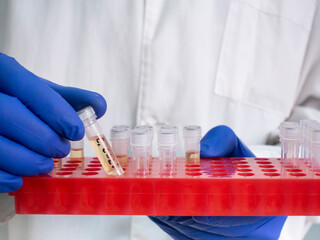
(77, 106), (124, 176)
(310, 123), (320, 171)
(183, 125), (202, 164)
(158, 125), (178, 176)
(135, 125), (154, 165)
(110, 125), (130, 168)
(130, 128), (152, 176)
(70, 139), (84, 159)
(280, 122), (300, 168)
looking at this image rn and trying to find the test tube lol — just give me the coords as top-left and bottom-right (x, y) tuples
(70, 139), (84, 159)
(310, 123), (320, 171)
(280, 122), (300, 168)
(110, 125), (130, 168)
(77, 106), (124, 176)
(158, 125), (178, 176)
(183, 125), (202, 164)
(135, 125), (154, 165)
(130, 128), (152, 176)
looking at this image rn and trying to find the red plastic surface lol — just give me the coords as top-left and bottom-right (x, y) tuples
(10, 157), (320, 216)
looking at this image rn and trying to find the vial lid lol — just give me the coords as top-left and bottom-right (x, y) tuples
(130, 128), (151, 146)
(77, 106), (97, 122)
(183, 125), (202, 139)
(70, 139), (84, 149)
(280, 122), (299, 140)
(158, 126), (178, 146)
(110, 125), (130, 141)
(135, 125), (154, 140)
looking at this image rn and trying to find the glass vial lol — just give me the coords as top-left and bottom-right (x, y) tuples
(311, 123), (320, 171)
(135, 125), (154, 165)
(280, 122), (300, 168)
(158, 126), (178, 176)
(130, 128), (152, 176)
(183, 125), (202, 164)
(110, 125), (130, 168)
(77, 106), (124, 176)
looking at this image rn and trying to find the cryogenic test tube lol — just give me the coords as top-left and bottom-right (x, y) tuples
(310, 123), (320, 171)
(280, 122), (300, 168)
(70, 139), (84, 159)
(110, 125), (130, 168)
(158, 125), (178, 176)
(77, 106), (124, 176)
(183, 125), (202, 164)
(135, 125), (154, 165)
(130, 128), (152, 176)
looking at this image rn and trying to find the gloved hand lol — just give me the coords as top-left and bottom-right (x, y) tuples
(150, 125), (287, 240)
(0, 52), (106, 192)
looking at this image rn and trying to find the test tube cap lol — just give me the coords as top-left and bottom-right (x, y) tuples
(280, 122), (300, 140)
(158, 126), (178, 146)
(110, 125), (130, 141)
(77, 106), (96, 122)
(70, 139), (84, 149)
(130, 128), (151, 146)
(183, 125), (202, 140)
(135, 125), (154, 140)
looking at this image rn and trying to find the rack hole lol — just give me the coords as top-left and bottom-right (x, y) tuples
(211, 168), (226, 172)
(87, 164), (102, 167)
(231, 158), (246, 160)
(186, 164), (201, 168)
(286, 169), (303, 172)
(67, 160), (82, 163)
(259, 165), (275, 168)
(264, 173), (280, 177)
(56, 172), (73, 176)
(256, 161), (272, 164)
(233, 161), (248, 165)
(90, 160), (101, 164)
(255, 158), (269, 160)
(210, 164), (225, 168)
(261, 169), (277, 172)
(211, 172), (228, 176)
(290, 173), (306, 177)
(236, 165), (250, 168)
(63, 164), (78, 167)
(186, 172), (202, 176)
(236, 169), (252, 172)
(85, 168), (101, 171)
(209, 161), (224, 164)
(238, 173), (254, 177)
(82, 172), (99, 176)
(186, 168), (201, 172)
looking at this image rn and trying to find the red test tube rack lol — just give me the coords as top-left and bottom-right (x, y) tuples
(9, 157), (320, 216)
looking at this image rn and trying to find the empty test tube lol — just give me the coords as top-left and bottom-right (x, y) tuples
(70, 139), (84, 159)
(110, 125), (130, 168)
(77, 106), (124, 176)
(280, 122), (300, 168)
(158, 125), (178, 175)
(130, 128), (152, 176)
(183, 125), (202, 164)
(135, 125), (154, 164)
(310, 123), (320, 171)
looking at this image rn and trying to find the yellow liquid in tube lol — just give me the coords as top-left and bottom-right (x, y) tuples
(89, 135), (123, 176)
(70, 149), (84, 158)
(116, 155), (128, 169)
(185, 151), (200, 164)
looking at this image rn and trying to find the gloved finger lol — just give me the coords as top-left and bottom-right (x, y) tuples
(0, 169), (23, 193)
(148, 217), (192, 240)
(42, 79), (107, 119)
(0, 135), (54, 176)
(150, 216), (232, 240)
(0, 92), (70, 157)
(192, 216), (270, 227)
(0, 53), (84, 140)
(200, 125), (255, 158)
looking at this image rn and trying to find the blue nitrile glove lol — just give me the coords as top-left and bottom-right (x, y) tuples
(0, 52), (106, 192)
(150, 125), (287, 240)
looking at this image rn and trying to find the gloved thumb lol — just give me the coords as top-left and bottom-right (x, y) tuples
(200, 125), (255, 158)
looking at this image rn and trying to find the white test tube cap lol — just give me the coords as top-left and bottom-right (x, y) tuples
(158, 126), (178, 146)
(77, 106), (97, 122)
(135, 125), (154, 140)
(110, 125), (130, 141)
(183, 125), (202, 140)
(70, 139), (84, 149)
(280, 122), (299, 140)
(130, 128), (151, 146)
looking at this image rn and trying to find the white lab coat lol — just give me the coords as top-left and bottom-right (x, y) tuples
(0, 0), (320, 239)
